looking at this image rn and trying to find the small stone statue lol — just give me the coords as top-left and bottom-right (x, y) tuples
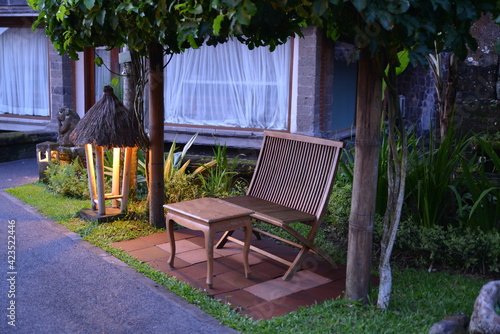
(57, 107), (80, 146)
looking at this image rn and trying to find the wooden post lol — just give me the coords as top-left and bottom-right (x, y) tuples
(148, 43), (166, 228)
(345, 50), (383, 303)
(95, 146), (106, 216)
(112, 147), (121, 208)
(121, 147), (133, 213)
(85, 144), (97, 211)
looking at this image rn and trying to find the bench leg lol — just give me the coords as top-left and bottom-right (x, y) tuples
(166, 214), (176, 268)
(278, 224), (338, 280)
(215, 230), (233, 249)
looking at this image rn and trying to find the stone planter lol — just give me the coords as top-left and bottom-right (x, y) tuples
(469, 280), (500, 334)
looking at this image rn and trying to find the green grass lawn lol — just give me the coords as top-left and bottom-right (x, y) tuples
(6, 182), (489, 333)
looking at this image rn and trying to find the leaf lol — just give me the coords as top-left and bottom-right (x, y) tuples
(388, 0), (410, 14)
(351, 0), (367, 12)
(94, 57), (103, 66)
(111, 77), (120, 87)
(395, 49), (410, 76)
(96, 9), (106, 26)
(84, 0), (95, 10)
(56, 5), (67, 21)
(469, 187), (500, 220)
(313, 0), (329, 16)
(213, 14), (225, 35)
(377, 10), (394, 31)
(187, 34), (199, 49)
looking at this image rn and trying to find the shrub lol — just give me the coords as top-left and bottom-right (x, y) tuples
(198, 143), (247, 198)
(325, 182), (500, 276)
(164, 173), (201, 205)
(392, 219), (500, 275)
(45, 160), (89, 199)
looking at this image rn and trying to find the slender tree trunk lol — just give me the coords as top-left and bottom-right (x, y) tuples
(345, 50), (384, 304)
(148, 43), (165, 228)
(377, 62), (407, 309)
(441, 53), (457, 142)
(123, 46), (138, 200)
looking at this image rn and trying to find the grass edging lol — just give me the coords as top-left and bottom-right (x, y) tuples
(6, 182), (490, 334)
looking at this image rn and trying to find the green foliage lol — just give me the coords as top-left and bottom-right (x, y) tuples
(405, 128), (469, 229)
(45, 160), (89, 199)
(338, 128), (499, 233)
(325, 183), (500, 275)
(323, 0), (500, 65)
(451, 137), (500, 231)
(392, 219), (500, 275)
(198, 143), (246, 198)
(29, 0), (500, 68)
(164, 173), (201, 205)
(29, 0), (304, 59)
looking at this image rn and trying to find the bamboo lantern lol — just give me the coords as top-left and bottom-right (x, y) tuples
(71, 86), (144, 219)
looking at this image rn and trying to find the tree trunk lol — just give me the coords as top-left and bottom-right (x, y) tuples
(440, 53), (457, 142)
(148, 43), (165, 228)
(377, 62), (407, 309)
(345, 50), (384, 304)
(123, 46), (138, 200)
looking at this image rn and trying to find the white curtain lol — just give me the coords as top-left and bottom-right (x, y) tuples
(94, 49), (112, 102)
(0, 28), (49, 116)
(165, 40), (291, 130)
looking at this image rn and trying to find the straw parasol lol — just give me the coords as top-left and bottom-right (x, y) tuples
(71, 86), (144, 219)
(71, 85), (144, 148)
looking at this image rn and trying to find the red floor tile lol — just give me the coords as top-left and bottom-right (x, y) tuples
(156, 239), (202, 254)
(128, 246), (170, 262)
(172, 229), (204, 240)
(112, 238), (153, 252)
(191, 261), (237, 277)
(241, 301), (294, 320)
(112, 229), (360, 321)
(137, 232), (170, 245)
(214, 289), (267, 309)
(216, 267), (267, 289)
(175, 247), (223, 264)
(250, 261), (288, 279)
(197, 276), (240, 294)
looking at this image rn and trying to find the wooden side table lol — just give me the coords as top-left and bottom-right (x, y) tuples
(164, 198), (254, 288)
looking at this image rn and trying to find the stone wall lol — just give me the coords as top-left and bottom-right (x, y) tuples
(47, 47), (75, 131)
(295, 27), (336, 138)
(397, 63), (437, 135)
(455, 14), (500, 137)
(398, 14), (500, 138)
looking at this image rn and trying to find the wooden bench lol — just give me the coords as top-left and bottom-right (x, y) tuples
(216, 131), (344, 281)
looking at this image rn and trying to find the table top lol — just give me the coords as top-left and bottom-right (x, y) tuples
(164, 198), (254, 223)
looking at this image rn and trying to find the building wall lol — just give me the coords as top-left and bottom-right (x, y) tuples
(0, 4), (73, 133)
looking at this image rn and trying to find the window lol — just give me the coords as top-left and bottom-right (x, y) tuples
(164, 40), (292, 130)
(94, 48), (122, 102)
(0, 28), (49, 116)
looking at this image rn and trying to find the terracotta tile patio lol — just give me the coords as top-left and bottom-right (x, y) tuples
(112, 229), (356, 320)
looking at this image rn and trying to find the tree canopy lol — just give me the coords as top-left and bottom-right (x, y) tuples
(30, 0), (499, 64)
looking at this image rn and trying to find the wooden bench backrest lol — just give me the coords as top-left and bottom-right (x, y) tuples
(247, 131), (344, 220)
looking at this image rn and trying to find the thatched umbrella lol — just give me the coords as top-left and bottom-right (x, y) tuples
(71, 86), (144, 218)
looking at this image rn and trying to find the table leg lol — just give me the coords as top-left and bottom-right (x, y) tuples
(243, 221), (252, 278)
(204, 228), (214, 288)
(166, 214), (176, 268)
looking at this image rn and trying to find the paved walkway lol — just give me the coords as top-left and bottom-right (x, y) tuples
(0, 158), (237, 333)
